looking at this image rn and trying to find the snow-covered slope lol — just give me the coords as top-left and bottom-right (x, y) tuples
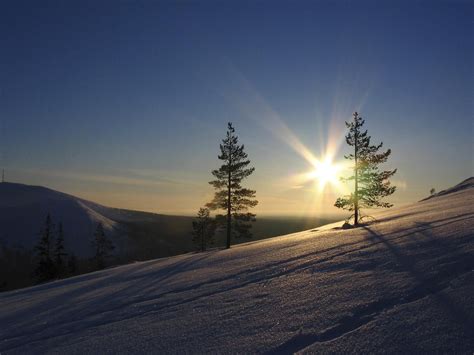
(1, 180), (473, 353)
(422, 177), (474, 201)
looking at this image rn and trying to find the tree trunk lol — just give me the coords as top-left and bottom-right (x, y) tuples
(354, 117), (359, 226)
(201, 226), (205, 252)
(226, 147), (232, 249)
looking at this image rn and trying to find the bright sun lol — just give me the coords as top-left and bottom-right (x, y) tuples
(310, 156), (342, 190)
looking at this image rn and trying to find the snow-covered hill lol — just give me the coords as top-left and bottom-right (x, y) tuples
(0, 182), (193, 257)
(1, 179), (473, 353)
(0, 182), (123, 256)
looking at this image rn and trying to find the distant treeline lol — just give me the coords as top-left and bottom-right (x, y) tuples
(0, 214), (115, 292)
(0, 214), (339, 292)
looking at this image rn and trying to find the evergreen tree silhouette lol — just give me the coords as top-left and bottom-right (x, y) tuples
(54, 222), (67, 277)
(35, 214), (56, 282)
(207, 122), (258, 248)
(91, 223), (115, 270)
(192, 207), (216, 252)
(67, 253), (78, 276)
(335, 112), (397, 225)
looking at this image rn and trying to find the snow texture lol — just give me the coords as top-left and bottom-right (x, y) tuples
(1, 179), (473, 353)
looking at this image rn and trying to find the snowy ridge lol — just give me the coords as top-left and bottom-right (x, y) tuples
(76, 201), (118, 232)
(0, 182), (123, 256)
(421, 176), (474, 201)
(0, 180), (473, 353)
(0, 183), (190, 256)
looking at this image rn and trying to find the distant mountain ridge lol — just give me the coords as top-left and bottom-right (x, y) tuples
(0, 182), (125, 256)
(0, 182), (199, 257)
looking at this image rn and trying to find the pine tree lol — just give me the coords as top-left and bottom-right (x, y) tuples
(207, 122), (258, 248)
(35, 214), (56, 282)
(91, 223), (115, 270)
(67, 253), (78, 276)
(54, 222), (67, 277)
(192, 207), (216, 252)
(335, 112), (397, 226)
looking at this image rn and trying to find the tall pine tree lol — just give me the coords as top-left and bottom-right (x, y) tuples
(207, 122), (258, 249)
(335, 112), (397, 226)
(192, 207), (216, 252)
(35, 214), (56, 282)
(91, 222), (115, 270)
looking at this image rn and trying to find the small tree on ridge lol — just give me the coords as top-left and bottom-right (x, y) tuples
(54, 222), (67, 277)
(192, 207), (216, 252)
(91, 223), (115, 270)
(35, 214), (56, 282)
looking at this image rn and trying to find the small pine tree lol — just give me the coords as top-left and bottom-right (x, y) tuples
(335, 112), (397, 226)
(430, 188), (436, 196)
(192, 207), (216, 252)
(207, 122), (258, 248)
(35, 214), (56, 282)
(67, 253), (78, 276)
(54, 222), (67, 277)
(91, 223), (115, 270)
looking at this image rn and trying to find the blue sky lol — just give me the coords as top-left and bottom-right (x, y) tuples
(1, 0), (472, 215)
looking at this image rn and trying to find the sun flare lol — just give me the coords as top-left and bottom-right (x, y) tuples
(309, 156), (344, 191)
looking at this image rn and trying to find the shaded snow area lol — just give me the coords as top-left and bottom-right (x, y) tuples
(1, 183), (473, 354)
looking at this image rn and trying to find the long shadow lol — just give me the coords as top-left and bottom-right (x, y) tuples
(1, 228), (393, 352)
(0, 252), (213, 350)
(362, 224), (474, 330)
(269, 215), (474, 354)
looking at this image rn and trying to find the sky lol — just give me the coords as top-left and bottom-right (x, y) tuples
(1, 0), (472, 216)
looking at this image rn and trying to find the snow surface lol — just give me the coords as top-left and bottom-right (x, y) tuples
(1, 181), (473, 353)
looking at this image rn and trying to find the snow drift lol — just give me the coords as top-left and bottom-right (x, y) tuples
(0, 178), (473, 353)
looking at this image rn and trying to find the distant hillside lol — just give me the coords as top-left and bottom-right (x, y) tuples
(0, 183), (125, 256)
(0, 182), (338, 261)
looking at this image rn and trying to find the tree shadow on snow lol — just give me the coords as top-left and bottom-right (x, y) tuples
(269, 212), (474, 354)
(361, 223), (474, 336)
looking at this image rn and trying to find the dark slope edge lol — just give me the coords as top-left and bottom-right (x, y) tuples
(421, 177), (474, 201)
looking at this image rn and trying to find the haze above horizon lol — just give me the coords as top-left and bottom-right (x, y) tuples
(1, 0), (472, 216)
